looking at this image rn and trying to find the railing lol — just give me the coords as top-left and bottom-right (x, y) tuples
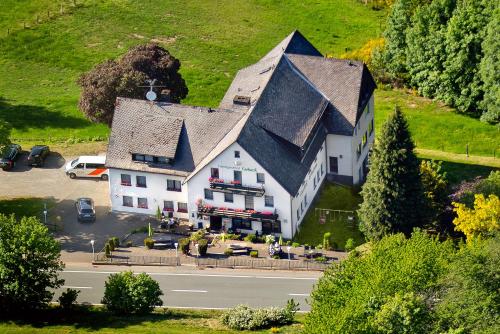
(93, 253), (330, 271)
(198, 206), (279, 222)
(209, 179), (265, 197)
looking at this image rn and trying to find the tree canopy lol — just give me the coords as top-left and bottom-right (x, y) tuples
(358, 107), (427, 240)
(78, 44), (188, 126)
(0, 214), (64, 313)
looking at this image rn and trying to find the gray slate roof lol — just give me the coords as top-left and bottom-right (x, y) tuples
(108, 30), (376, 195)
(106, 98), (245, 176)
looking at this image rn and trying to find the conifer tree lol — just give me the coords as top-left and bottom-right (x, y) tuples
(358, 107), (427, 240)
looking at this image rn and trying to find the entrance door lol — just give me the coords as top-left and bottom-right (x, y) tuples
(329, 156), (338, 174)
(209, 216), (222, 231)
(245, 196), (254, 210)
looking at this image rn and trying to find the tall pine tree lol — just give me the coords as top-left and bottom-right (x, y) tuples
(358, 107), (427, 240)
(479, 6), (500, 124)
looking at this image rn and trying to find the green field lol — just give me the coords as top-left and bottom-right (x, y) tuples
(0, 197), (55, 220)
(0, 307), (304, 333)
(0, 0), (497, 157)
(293, 184), (365, 249)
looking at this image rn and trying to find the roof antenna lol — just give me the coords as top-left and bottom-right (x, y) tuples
(140, 79), (166, 101)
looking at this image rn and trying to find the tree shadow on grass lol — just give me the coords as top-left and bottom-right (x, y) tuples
(419, 157), (498, 186)
(0, 96), (90, 131)
(2, 306), (212, 331)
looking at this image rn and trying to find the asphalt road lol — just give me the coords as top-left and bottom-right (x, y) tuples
(57, 266), (320, 311)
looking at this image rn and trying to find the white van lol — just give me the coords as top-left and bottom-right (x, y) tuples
(65, 156), (108, 180)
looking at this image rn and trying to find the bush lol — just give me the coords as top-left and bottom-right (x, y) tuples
(250, 250), (259, 258)
(244, 234), (257, 243)
(316, 244), (323, 250)
(102, 271), (163, 315)
(144, 238), (155, 249)
(190, 229), (205, 242)
(197, 239), (208, 256)
(226, 233), (240, 240)
(108, 240), (115, 251)
(345, 238), (356, 252)
(315, 256), (327, 263)
(179, 238), (190, 255)
(272, 254), (280, 259)
(323, 232), (331, 250)
(125, 240), (133, 247)
(292, 242), (301, 248)
(111, 237), (120, 248)
(224, 248), (233, 256)
(58, 288), (80, 310)
(265, 235), (276, 244)
(105, 243), (111, 257)
(220, 300), (298, 330)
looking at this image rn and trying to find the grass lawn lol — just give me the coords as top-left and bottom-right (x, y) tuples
(0, 307), (305, 333)
(0, 197), (55, 220)
(293, 183), (365, 250)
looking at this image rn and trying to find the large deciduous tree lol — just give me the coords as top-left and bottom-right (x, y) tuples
(0, 214), (64, 313)
(358, 107), (427, 240)
(78, 44), (188, 126)
(452, 194), (500, 241)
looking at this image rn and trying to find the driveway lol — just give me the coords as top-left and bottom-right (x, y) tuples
(0, 151), (148, 264)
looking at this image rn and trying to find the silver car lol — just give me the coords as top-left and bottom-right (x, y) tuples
(76, 198), (96, 223)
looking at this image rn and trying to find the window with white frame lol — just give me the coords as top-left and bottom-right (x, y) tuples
(264, 195), (274, 207)
(234, 150), (240, 158)
(177, 202), (188, 213)
(211, 168), (219, 178)
(296, 209), (300, 220)
(304, 194), (308, 207)
(137, 197), (148, 209)
(122, 196), (133, 207)
(204, 189), (213, 200)
(224, 193), (233, 203)
(256, 172), (265, 183)
(167, 179), (181, 192)
(163, 200), (174, 211)
(121, 174), (131, 186)
(136, 175), (147, 188)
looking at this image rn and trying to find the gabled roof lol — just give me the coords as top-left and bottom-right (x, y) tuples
(262, 30), (323, 60)
(287, 55), (376, 130)
(106, 98), (245, 176)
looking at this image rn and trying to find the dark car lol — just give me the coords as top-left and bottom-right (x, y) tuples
(27, 145), (50, 167)
(76, 198), (96, 223)
(0, 144), (22, 171)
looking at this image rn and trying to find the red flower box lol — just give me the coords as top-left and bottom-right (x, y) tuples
(138, 204), (148, 209)
(121, 182), (131, 186)
(163, 208), (174, 212)
(246, 210), (256, 214)
(235, 208), (244, 212)
(209, 177), (224, 183)
(177, 208), (188, 213)
(218, 207), (228, 211)
(261, 211), (273, 215)
(231, 180), (241, 185)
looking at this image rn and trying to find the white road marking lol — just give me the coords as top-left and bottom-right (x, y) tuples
(288, 293), (309, 296)
(171, 289), (208, 293)
(62, 286), (92, 289)
(63, 270), (318, 280)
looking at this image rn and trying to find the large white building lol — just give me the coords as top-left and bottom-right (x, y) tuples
(105, 31), (376, 239)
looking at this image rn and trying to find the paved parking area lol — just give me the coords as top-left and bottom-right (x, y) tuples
(0, 151), (148, 264)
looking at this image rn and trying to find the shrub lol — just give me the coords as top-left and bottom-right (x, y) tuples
(265, 235), (276, 244)
(292, 242), (301, 248)
(108, 240), (115, 251)
(345, 238), (356, 252)
(226, 233), (240, 240)
(197, 239), (208, 256)
(244, 234), (257, 243)
(224, 248), (233, 256)
(58, 288), (80, 310)
(144, 238), (155, 249)
(272, 254), (280, 260)
(179, 238), (190, 255)
(220, 300), (298, 330)
(250, 250), (259, 258)
(316, 244), (323, 250)
(323, 232), (331, 250)
(105, 243), (111, 257)
(102, 271), (163, 314)
(286, 240), (291, 246)
(315, 256), (327, 263)
(190, 229), (205, 242)
(111, 237), (120, 248)
(125, 240), (133, 247)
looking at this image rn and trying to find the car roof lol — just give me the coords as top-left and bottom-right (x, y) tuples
(77, 198), (94, 207)
(31, 145), (48, 151)
(77, 156), (106, 164)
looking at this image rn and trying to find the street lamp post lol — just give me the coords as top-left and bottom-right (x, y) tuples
(90, 239), (95, 261)
(287, 246), (291, 261)
(43, 203), (47, 226)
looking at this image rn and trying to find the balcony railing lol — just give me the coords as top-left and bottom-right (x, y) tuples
(208, 178), (265, 197)
(198, 205), (278, 222)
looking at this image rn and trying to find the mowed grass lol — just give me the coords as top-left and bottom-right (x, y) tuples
(0, 0), (385, 141)
(0, 308), (305, 334)
(0, 197), (55, 220)
(293, 183), (365, 250)
(375, 88), (500, 157)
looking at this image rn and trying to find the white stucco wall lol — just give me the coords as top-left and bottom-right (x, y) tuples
(187, 142), (294, 238)
(325, 134), (353, 177)
(108, 168), (189, 219)
(291, 141), (328, 235)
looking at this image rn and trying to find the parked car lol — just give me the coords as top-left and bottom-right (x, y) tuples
(76, 198), (96, 223)
(27, 145), (50, 167)
(65, 155), (108, 180)
(0, 144), (22, 171)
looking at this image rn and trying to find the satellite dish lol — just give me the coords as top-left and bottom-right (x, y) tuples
(146, 90), (157, 101)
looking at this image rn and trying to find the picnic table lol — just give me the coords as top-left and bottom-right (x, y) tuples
(151, 235), (175, 249)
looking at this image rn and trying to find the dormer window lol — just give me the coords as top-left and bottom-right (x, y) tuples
(234, 150), (240, 158)
(132, 153), (171, 165)
(132, 154), (145, 162)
